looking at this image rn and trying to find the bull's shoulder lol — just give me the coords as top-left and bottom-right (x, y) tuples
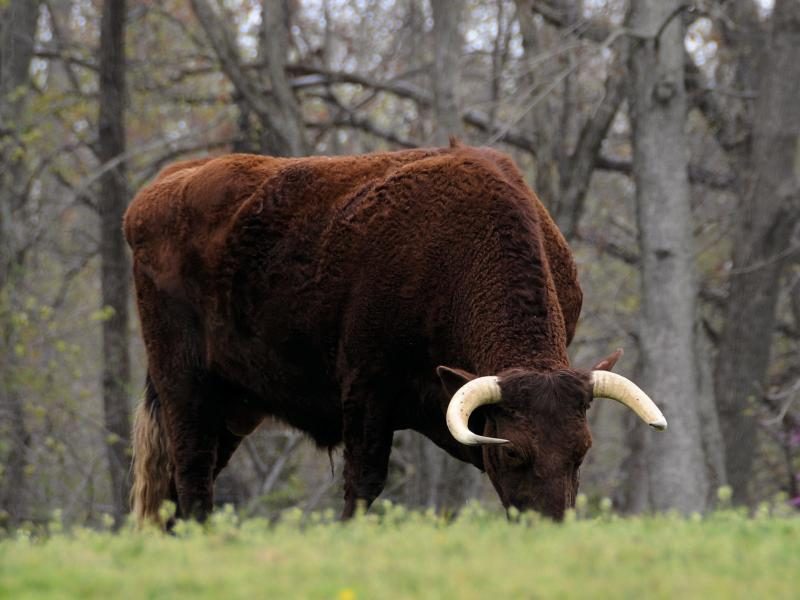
(125, 154), (278, 244)
(124, 158), (201, 249)
(124, 154), (285, 295)
(152, 156), (215, 183)
(451, 146), (584, 342)
(178, 154), (283, 218)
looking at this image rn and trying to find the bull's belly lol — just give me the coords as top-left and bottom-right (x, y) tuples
(266, 384), (344, 448)
(208, 333), (344, 448)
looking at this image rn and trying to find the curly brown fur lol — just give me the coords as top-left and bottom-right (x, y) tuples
(125, 145), (597, 522)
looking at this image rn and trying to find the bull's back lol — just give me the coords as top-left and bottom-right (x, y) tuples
(125, 149), (457, 335)
(126, 146), (582, 435)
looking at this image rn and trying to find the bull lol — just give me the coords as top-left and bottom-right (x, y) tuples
(125, 143), (665, 524)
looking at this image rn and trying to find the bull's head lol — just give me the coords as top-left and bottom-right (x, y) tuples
(437, 351), (666, 521)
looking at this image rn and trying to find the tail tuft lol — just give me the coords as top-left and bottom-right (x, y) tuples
(130, 377), (172, 527)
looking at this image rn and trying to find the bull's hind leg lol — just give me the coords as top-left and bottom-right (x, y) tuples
(158, 375), (222, 522)
(146, 367), (256, 525)
(165, 379), (260, 522)
(162, 405), (247, 528)
(134, 271), (221, 522)
(340, 374), (394, 519)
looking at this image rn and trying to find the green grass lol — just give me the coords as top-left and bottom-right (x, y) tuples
(1, 503), (798, 600)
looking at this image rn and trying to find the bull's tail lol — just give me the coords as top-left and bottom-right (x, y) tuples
(130, 375), (172, 526)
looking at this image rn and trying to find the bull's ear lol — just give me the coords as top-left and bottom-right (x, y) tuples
(436, 365), (476, 397)
(590, 347), (624, 371)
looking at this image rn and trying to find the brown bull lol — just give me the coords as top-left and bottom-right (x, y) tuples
(126, 143), (665, 524)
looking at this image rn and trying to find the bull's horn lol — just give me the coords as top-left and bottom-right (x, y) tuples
(445, 376), (509, 445)
(591, 371), (667, 431)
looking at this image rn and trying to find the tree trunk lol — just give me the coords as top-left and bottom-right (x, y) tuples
(0, 0), (40, 525)
(430, 0), (464, 145)
(715, 0), (800, 505)
(696, 322), (727, 501)
(192, 0), (307, 157)
(615, 412), (651, 513)
(0, 0), (39, 287)
(98, 0), (131, 523)
(628, 0), (709, 513)
(259, 0), (308, 155)
(614, 355), (650, 513)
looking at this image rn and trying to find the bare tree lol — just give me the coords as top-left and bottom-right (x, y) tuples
(0, 1), (39, 289)
(98, 0), (131, 522)
(0, 0), (41, 525)
(627, 0), (709, 513)
(514, 1), (628, 239)
(431, 0), (465, 144)
(714, 0), (800, 505)
(1, 0), (795, 523)
(191, 0), (308, 156)
(258, 0), (308, 155)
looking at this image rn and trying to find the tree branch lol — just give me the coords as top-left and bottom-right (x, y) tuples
(289, 64), (542, 156)
(190, 0), (304, 155)
(558, 46), (628, 238)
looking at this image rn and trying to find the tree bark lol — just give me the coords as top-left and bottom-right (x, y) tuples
(628, 0), (709, 513)
(0, 0), (40, 286)
(98, 0), (131, 523)
(0, 0), (40, 525)
(714, 0), (800, 505)
(614, 355), (650, 513)
(696, 322), (727, 501)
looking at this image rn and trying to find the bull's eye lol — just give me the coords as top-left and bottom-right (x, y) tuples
(503, 446), (525, 465)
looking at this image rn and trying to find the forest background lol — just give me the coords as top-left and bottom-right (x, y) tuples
(0, 0), (798, 527)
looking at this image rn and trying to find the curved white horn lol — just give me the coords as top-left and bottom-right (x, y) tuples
(591, 371), (667, 431)
(445, 376), (509, 445)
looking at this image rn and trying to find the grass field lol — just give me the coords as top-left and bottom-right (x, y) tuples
(1, 502), (798, 599)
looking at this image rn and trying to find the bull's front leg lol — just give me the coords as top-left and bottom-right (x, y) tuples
(340, 374), (394, 519)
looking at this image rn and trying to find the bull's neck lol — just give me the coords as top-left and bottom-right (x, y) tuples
(454, 235), (571, 375)
(463, 313), (570, 375)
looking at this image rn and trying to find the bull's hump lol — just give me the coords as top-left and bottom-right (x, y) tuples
(181, 155), (278, 217)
